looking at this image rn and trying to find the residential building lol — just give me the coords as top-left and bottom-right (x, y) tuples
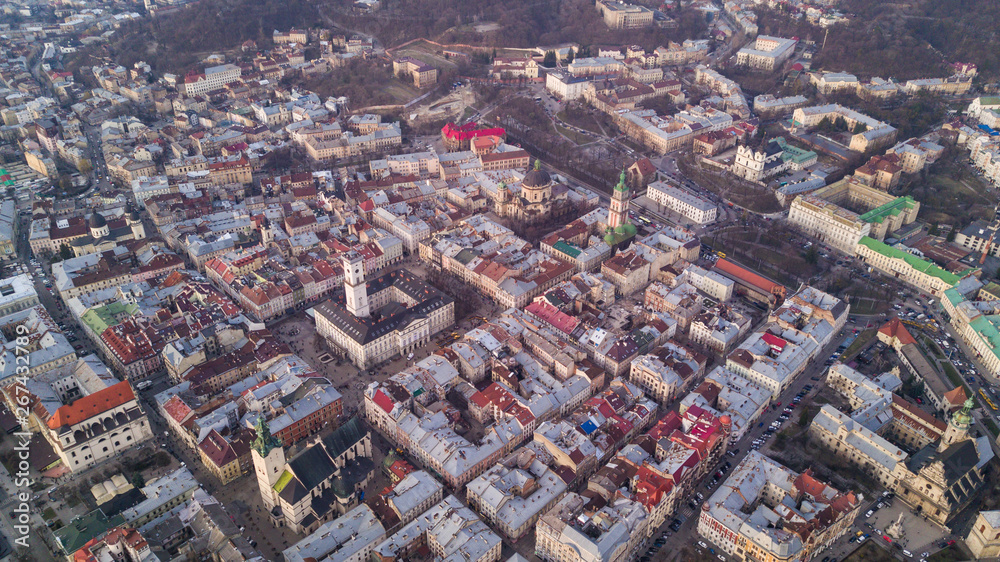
(282, 505), (386, 562)
(629, 342), (706, 404)
(536, 492), (648, 562)
(646, 181), (717, 224)
(735, 36), (798, 71)
(601, 250), (651, 296)
(372, 470), (444, 530)
(679, 265), (734, 302)
(697, 451), (861, 562)
(0, 274), (39, 315)
(466, 447), (568, 540)
(726, 324), (822, 400)
(371, 495), (502, 562)
(121, 467), (199, 527)
(689, 305), (751, 354)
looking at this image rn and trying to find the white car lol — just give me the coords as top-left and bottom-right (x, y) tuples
(698, 541), (708, 549)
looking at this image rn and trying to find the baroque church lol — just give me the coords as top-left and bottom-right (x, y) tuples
(897, 398), (995, 526)
(71, 206), (146, 257)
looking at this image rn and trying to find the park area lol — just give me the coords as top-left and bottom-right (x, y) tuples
(701, 223), (827, 287)
(677, 153), (784, 214)
(899, 155), (998, 227)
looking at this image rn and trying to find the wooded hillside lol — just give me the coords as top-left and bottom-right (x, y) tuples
(758, 0), (1000, 79)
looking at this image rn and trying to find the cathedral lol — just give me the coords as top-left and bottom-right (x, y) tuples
(896, 398), (995, 526)
(71, 206), (146, 257)
(495, 160), (559, 224)
(252, 416), (375, 534)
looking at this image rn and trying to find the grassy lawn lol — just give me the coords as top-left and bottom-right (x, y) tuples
(849, 298), (884, 315)
(843, 283), (894, 315)
(923, 336), (943, 358)
(797, 406), (816, 426)
(927, 545), (972, 562)
(942, 362), (971, 395)
(901, 156), (998, 226)
(702, 229), (821, 288)
(843, 329), (876, 358)
(556, 109), (605, 136)
(554, 124), (592, 145)
(844, 542), (896, 562)
(42, 507), (56, 521)
(384, 83), (420, 104)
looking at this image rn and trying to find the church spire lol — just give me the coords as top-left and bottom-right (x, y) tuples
(615, 168), (628, 192)
(252, 416), (282, 457)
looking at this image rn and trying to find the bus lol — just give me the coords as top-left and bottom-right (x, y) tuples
(979, 388), (998, 410)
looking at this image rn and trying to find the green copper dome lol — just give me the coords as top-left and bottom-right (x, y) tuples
(952, 397), (974, 428)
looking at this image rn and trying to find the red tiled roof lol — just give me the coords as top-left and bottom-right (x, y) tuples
(163, 395), (193, 425)
(761, 332), (787, 352)
(441, 122), (505, 141)
(373, 389), (395, 414)
(199, 429), (237, 468)
(714, 258), (783, 294)
(878, 318), (917, 346)
(48, 382), (136, 429)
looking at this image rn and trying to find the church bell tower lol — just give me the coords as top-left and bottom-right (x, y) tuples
(251, 417), (286, 512)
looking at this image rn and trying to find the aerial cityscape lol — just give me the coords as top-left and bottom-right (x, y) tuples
(0, 0), (999, 561)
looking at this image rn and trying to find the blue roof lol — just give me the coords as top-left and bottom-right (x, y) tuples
(580, 419), (599, 435)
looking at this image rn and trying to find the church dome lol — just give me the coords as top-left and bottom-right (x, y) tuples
(522, 169), (551, 189)
(130, 208), (141, 222)
(615, 222), (637, 237)
(522, 159), (551, 189)
(89, 213), (107, 229)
